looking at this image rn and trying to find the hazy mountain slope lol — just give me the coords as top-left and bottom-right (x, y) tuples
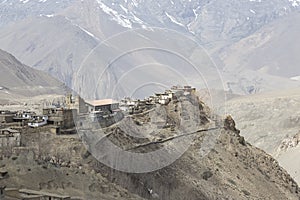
(221, 11), (300, 79)
(0, 0), (76, 28)
(0, 49), (66, 101)
(72, 28), (224, 99)
(0, 15), (224, 100)
(0, 15), (98, 87)
(0, 0), (299, 96)
(225, 88), (300, 183)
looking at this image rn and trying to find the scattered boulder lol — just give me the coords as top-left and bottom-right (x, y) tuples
(202, 170), (213, 181)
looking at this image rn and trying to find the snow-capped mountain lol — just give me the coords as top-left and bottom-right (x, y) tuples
(1, 0), (299, 42)
(0, 0), (299, 97)
(94, 0), (298, 44)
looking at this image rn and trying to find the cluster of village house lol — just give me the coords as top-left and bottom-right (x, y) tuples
(0, 85), (196, 199)
(119, 85), (196, 114)
(0, 85), (196, 148)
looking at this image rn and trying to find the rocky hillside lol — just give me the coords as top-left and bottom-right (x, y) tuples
(226, 88), (300, 184)
(1, 93), (299, 199)
(0, 49), (67, 102)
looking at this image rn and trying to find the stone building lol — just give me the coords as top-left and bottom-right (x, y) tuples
(119, 97), (136, 112)
(43, 108), (77, 130)
(83, 99), (124, 127)
(0, 128), (21, 148)
(171, 85), (196, 96)
(0, 111), (15, 123)
(65, 94), (88, 114)
(155, 93), (172, 105)
(85, 99), (119, 113)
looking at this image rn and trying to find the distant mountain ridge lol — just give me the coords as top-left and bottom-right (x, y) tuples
(1, 0), (299, 42)
(0, 0), (299, 97)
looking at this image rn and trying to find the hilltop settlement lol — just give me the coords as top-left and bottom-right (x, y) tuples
(0, 85), (206, 199)
(0, 85), (300, 200)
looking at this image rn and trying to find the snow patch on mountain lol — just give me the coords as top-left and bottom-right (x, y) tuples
(95, 0), (149, 29)
(165, 12), (185, 27)
(120, 4), (128, 14)
(64, 16), (100, 40)
(79, 26), (99, 40)
(19, 0), (48, 3)
(96, 0), (132, 28)
(131, 13), (144, 25)
(193, 7), (199, 19)
(20, 0), (30, 3)
(40, 14), (54, 17)
(289, 0), (300, 7)
(131, 0), (140, 7)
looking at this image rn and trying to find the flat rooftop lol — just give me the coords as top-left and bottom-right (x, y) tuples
(85, 99), (118, 107)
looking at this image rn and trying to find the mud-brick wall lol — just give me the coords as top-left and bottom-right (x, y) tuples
(62, 109), (77, 129)
(0, 133), (20, 148)
(0, 114), (14, 123)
